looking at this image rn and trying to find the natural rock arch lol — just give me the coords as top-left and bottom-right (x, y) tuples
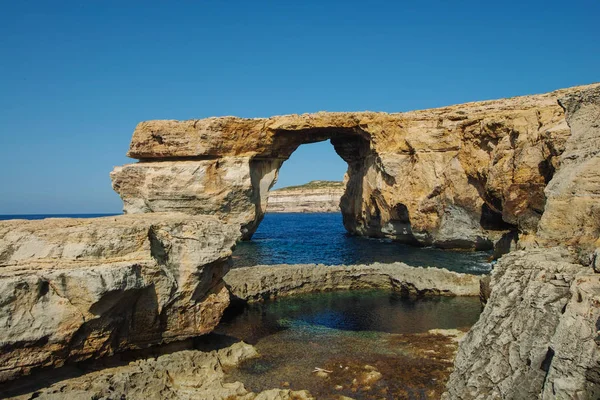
(111, 85), (587, 251)
(249, 126), (388, 242)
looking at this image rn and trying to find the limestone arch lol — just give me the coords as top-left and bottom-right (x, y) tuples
(245, 126), (417, 244)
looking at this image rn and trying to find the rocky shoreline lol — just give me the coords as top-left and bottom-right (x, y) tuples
(225, 263), (483, 302)
(1, 83), (599, 398)
(0, 341), (312, 400)
(1, 327), (470, 400)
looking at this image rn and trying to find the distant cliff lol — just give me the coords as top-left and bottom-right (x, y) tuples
(266, 180), (344, 213)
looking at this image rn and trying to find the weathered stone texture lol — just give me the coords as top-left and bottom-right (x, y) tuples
(112, 84), (599, 249)
(224, 262), (482, 302)
(536, 86), (600, 254)
(3, 342), (314, 400)
(444, 84), (600, 399)
(0, 214), (239, 382)
(443, 249), (586, 399)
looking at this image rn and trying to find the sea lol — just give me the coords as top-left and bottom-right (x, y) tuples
(233, 212), (492, 274)
(0, 212), (492, 274)
(0, 214), (119, 221)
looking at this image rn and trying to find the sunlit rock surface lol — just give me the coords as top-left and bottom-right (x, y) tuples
(535, 86), (600, 254)
(2, 342), (314, 400)
(444, 85), (600, 399)
(112, 84), (599, 249)
(0, 214), (238, 382)
(266, 180), (344, 213)
(2, 83), (600, 400)
(224, 262), (482, 301)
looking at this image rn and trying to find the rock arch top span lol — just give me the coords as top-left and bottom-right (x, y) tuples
(111, 84), (595, 251)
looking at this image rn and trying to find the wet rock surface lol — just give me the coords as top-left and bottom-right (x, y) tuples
(224, 263), (482, 301)
(228, 328), (467, 400)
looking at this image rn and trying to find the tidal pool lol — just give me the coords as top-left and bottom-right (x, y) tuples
(212, 289), (482, 399)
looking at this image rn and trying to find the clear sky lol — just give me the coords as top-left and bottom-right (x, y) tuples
(1, 0), (598, 214)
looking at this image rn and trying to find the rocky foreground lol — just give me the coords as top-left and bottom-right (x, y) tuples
(1, 83), (599, 398)
(1, 342), (312, 400)
(0, 214), (237, 382)
(225, 263), (482, 301)
(1, 329), (470, 400)
(266, 181), (344, 213)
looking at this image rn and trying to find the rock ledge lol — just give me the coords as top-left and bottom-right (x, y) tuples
(224, 262), (483, 302)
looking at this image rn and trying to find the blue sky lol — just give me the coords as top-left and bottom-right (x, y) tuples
(1, 0), (598, 214)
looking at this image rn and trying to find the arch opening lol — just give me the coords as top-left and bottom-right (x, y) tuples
(243, 127), (385, 242)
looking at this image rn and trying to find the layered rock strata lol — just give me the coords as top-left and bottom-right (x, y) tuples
(266, 180), (344, 213)
(224, 263), (482, 301)
(444, 85), (600, 398)
(2, 83), (599, 400)
(0, 214), (239, 382)
(2, 342), (314, 400)
(111, 84), (598, 250)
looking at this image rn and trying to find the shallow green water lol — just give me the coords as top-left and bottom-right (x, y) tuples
(214, 290), (482, 399)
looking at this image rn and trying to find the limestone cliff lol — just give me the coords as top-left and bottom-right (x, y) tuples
(0, 214), (239, 382)
(112, 84), (598, 250)
(266, 180), (344, 213)
(443, 85), (600, 399)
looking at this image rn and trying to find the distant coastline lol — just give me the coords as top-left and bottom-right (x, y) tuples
(267, 180), (344, 213)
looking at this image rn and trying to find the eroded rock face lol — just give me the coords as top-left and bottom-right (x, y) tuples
(444, 249), (600, 399)
(535, 86), (600, 255)
(444, 85), (600, 399)
(112, 84), (599, 248)
(0, 214), (239, 382)
(443, 249), (586, 399)
(224, 263), (482, 302)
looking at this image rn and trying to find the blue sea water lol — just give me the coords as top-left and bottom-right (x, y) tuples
(0, 212), (491, 274)
(0, 214), (119, 220)
(233, 212), (492, 274)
